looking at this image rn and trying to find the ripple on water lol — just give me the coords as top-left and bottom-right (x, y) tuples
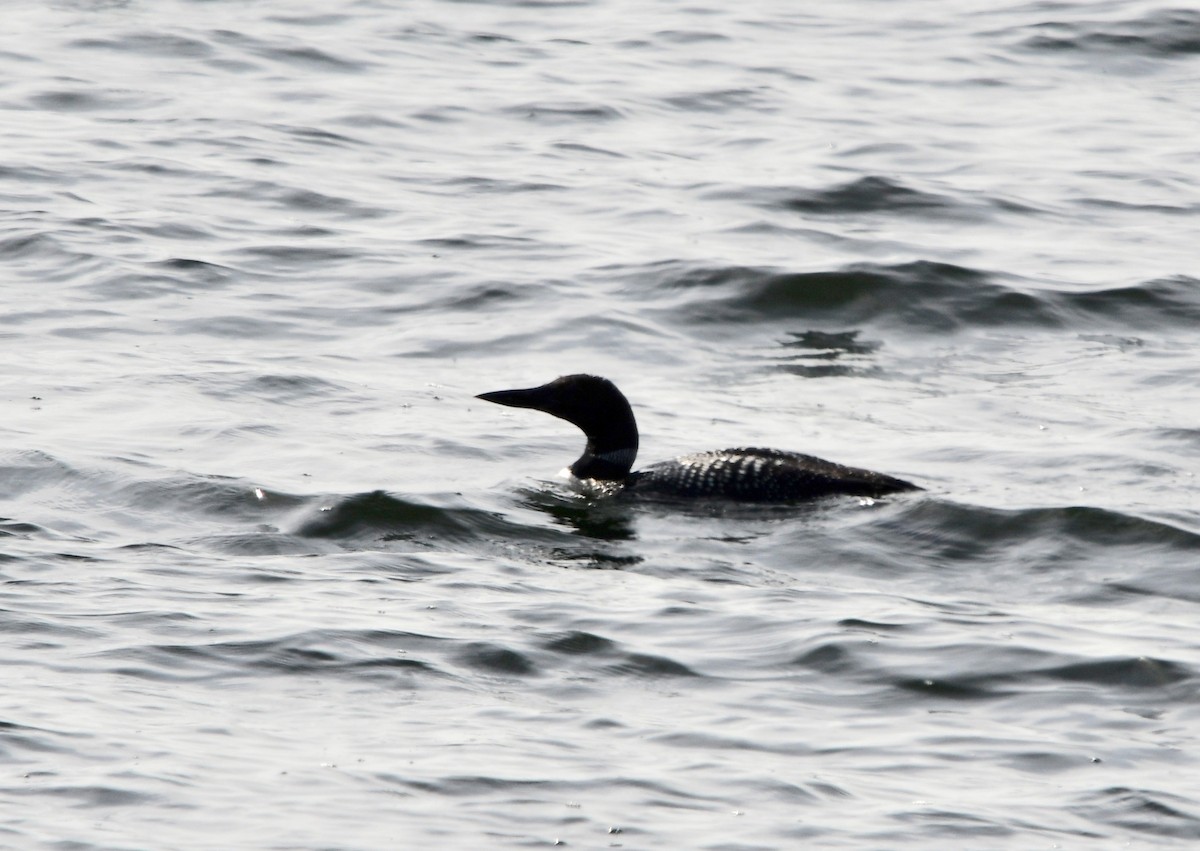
(94, 628), (446, 683)
(640, 261), (1200, 334)
(1073, 786), (1200, 841)
(1014, 9), (1200, 59)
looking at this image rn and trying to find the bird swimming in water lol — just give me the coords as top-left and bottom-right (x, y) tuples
(477, 374), (919, 502)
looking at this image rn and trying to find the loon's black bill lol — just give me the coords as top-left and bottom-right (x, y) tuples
(476, 387), (546, 410)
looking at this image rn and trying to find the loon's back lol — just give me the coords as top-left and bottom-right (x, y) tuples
(627, 447), (917, 501)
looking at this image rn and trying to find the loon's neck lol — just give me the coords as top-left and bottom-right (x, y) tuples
(571, 446), (638, 481)
(565, 386), (639, 481)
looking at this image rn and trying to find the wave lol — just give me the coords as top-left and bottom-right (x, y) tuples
(91, 624), (708, 686)
(1073, 786), (1200, 840)
(630, 260), (1200, 333)
(1014, 9), (1200, 59)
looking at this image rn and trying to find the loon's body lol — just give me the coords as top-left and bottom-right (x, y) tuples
(477, 374), (919, 502)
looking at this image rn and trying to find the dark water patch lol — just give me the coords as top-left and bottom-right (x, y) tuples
(547, 547), (644, 570)
(102, 608), (201, 630)
(0, 519), (47, 538)
(283, 124), (364, 148)
(639, 261), (1200, 334)
(837, 141), (919, 160)
(652, 260), (1018, 333)
(276, 188), (387, 218)
(604, 652), (700, 678)
(653, 731), (812, 756)
(410, 104), (474, 124)
(115, 474), (307, 524)
(469, 31), (520, 44)
(228, 244), (360, 272)
(1015, 9), (1200, 58)
(766, 176), (964, 216)
(0, 232), (102, 272)
(878, 648), (1191, 705)
(770, 263), (1006, 330)
(70, 31), (215, 58)
(296, 491), (545, 551)
(716, 174), (1047, 221)
(0, 451), (83, 500)
(188, 531), (328, 557)
(84, 265), (228, 301)
(540, 630), (618, 656)
(1034, 656), (1190, 690)
(50, 322), (149, 341)
(386, 774), (545, 797)
(1, 783), (155, 808)
(334, 111), (410, 130)
(519, 488), (638, 544)
(442, 0), (593, 9)
(233, 373), (351, 405)
(211, 29), (369, 72)
(837, 617), (913, 634)
(431, 282), (525, 312)
(0, 163), (74, 183)
(1073, 786), (1200, 840)
(27, 87), (156, 112)
(203, 180), (381, 218)
(1, 608), (104, 641)
(1077, 196), (1197, 215)
(890, 807), (1014, 839)
(1150, 426), (1200, 455)
(1063, 275), (1200, 327)
(786, 330), (879, 356)
(663, 88), (772, 113)
(894, 676), (1018, 701)
(416, 234), (539, 252)
(747, 65), (815, 84)
(551, 141), (627, 158)
(297, 491), (464, 542)
(169, 313), (327, 340)
(775, 329), (882, 378)
(106, 159), (209, 180)
(792, 640), (872, 676)
(384, 773), (715, 820)
(98, 628), (446, 682)
(179, 423), (284, 443)
(0, 721), (82, 760)
(457, 642), (537, 676)
(655, 29), (730, 44)
(1098, 571), (1200, 605)
(873, 501), (1200, 573)
(434, 175), (566, 194)
(127, 220), (217, 241)
(155, 257), (233, 282)
(1002, 750), (1091, 775)
(599, 491), (852, 530)
(1078, 333), (1144, 351)
(204, 57), (264, 74)
(266, 14), (353, 27)
(505, 102), (624, 123)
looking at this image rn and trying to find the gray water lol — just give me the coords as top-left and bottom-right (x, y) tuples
(4, 1), (1200, 848)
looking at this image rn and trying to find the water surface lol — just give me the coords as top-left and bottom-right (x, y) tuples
(3, 1), (1200, 848)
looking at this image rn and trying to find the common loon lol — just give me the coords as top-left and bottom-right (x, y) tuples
(477, 374), (919, 502)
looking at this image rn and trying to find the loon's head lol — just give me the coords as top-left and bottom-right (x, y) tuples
(477, 374), (639, 481)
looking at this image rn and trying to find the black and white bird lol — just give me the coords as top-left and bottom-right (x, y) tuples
(477, 374), (919, 502)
